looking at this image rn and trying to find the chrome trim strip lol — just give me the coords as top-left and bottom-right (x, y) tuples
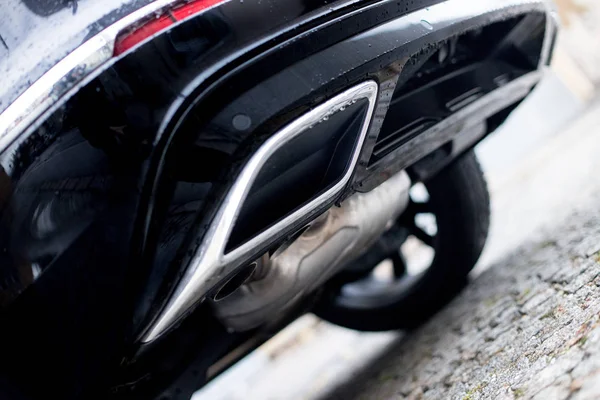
(0, 34), (112, 153)
(142, 80), (379, 343)
(541, 0), (559, 66)
(0, 0), (212, 154)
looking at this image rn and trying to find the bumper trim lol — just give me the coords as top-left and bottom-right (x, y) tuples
(0, 0), (201, 156)
(141, 80), (378, 343)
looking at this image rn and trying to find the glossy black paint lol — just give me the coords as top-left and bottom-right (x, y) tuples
(141, 0), (548, 343)
(0, 0), (553, 398)
(1, 0), (441, 116)
(127, 0), (454, 341)
(1, 1), (453, 397)
(0, 101), (143, 398)
(131, 2), (549, 397)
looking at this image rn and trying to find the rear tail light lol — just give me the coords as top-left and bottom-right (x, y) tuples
(113, 0), (224, 56)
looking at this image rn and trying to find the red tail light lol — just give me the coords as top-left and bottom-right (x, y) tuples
(114, 0), (225, 56)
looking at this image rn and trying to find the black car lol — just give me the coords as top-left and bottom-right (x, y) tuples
(0, 0), (557, 398)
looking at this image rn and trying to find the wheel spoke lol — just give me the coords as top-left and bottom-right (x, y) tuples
(400, 201), (431, 224)
(391, 252), (407, 278)
(410, 224), (435, 247)
(409, 201), (430, 215)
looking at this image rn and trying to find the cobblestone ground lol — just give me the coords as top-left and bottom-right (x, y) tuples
(340, 204), (600, 400)
(329, 110), (600, 400)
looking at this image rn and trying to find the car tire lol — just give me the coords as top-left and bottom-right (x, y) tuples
(314, 149), (490, 331)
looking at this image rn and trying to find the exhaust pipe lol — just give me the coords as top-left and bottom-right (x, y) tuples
(212, 170), (411, 331)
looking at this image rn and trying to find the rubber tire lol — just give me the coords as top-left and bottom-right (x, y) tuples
(314, 149), (490, 331)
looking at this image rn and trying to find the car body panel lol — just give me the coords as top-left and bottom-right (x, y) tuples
(0, 0), (554, 398)
(0, 0), (153, 114)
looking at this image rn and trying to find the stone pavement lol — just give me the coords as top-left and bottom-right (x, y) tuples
(330, 192), (600, 400)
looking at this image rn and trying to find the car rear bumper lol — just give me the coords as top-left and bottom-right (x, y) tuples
(0, 0), (557, 397)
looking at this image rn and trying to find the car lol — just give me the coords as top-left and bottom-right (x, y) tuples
(0, 0), (557, 398)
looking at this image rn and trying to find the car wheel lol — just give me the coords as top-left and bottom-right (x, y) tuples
(314, 149), (490, 331)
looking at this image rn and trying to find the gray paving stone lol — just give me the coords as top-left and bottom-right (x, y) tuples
(349, 196), (600, 400)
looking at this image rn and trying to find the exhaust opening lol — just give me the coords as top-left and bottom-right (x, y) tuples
(226, 99), (371, 252)
(213, 262), (258, 302)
